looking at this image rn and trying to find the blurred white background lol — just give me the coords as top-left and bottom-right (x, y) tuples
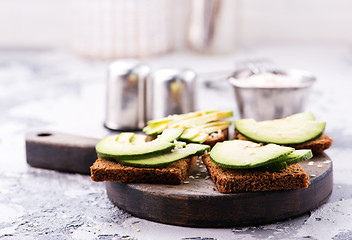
(1, 0), (352, 52)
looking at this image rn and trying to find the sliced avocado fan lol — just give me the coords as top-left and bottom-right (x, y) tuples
(96, 128), (210, 167)
(210, 139), (313, 170)
(143, 110), (233, 136)
(96, 128), (183, 160)
(210, 140), (295, 169)
(119, 143), (210, 167)
(235, 112), (326, 145)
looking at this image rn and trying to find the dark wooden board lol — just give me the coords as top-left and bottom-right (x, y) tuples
(106, 153), (333, 227)
(26, 131), (99, 174)
(25, 131), (333, 227)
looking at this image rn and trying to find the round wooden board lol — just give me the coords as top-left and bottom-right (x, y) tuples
(106, 153), (333, 227)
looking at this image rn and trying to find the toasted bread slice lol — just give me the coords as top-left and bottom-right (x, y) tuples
(235, 131), (332, 153)
(147, 128), (229, 148)
(203, 154), (310, 193)
(203, 128), (229, 148)
(90, 156), (197, 185)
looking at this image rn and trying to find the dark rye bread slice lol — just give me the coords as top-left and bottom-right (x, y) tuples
(91, 156), (197, 185)
(147, 128), (229, 148)
(203, 128), (229, 148)
(235, 131), (333, 153)
(203, 154), (310, 193)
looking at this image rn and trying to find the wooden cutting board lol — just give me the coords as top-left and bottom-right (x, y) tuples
(106, 153), (332, 227)
(26, 131), (99, 174)
(25, 131), (333, 227)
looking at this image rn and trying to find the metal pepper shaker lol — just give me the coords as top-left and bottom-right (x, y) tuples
(147, 68), (196, 120)
(105, 59), (150, 131)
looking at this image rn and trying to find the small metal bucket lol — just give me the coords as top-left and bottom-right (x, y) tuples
(228, 69), (316, 120)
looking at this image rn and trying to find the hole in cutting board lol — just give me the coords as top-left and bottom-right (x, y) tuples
(37, 133), (52, 137)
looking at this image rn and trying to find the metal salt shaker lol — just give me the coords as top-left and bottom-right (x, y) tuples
(105, 59), (150, 130)
(147, 69), (196, 120)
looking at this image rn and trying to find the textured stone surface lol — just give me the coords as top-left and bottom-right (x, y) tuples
(0, 45), (352, 239)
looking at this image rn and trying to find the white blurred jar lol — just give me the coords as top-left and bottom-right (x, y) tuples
(71, 0), (189, 59)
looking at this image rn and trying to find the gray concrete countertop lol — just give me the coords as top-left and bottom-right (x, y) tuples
(0, 44), (351, 240)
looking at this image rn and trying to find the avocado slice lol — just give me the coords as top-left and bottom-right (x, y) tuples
(118, 143), (210, 167)
(284, 149), (313, 164)
(156, 128), (184, 142)
(188, 132), (209, 143)
(96, 128), (183, 160)
(170, 111), (233, 128)
(144, 110), (233, 136)
(130, 134), (147, 144)
(179, 128), (202, 140)
(143, 123), (169, 136)
(179, 121), (231, 141)
(117, 132), (135, 144)
(144, 110), (221, 135)
(261, 161), (288, 171)
(235, 112), (325, 145)
(210, 140), (294, 169)
(146, 110), (219, 125)
(260, 149), (313, 171)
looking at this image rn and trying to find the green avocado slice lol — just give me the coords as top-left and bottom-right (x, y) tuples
(130, 134), (147, 144)
(117, 132), (135, 144)
(260, 149), (313, 171)
(143, 123), (168, 136)
(261, 161), (288, 171)
(144, 110), (233, 136)
(210, 140), (294, 169)
(284, 149), (313, 164)
(118, 143), (210, 167)
(188, 132), (209, 143)
(146, 110), (219, 125)
(235, 112), (325, 145)
(96, 128), (183, 160)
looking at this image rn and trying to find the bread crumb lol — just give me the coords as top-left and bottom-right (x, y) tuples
(310, 174), (316, 178)
(183, 181), (190, 184)
(317, 164), (323, 168)
(131, 225), (140, 232)
(308, 161), (314, 166)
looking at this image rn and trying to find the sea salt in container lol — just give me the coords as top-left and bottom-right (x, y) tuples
(228, 70), (316, 120)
